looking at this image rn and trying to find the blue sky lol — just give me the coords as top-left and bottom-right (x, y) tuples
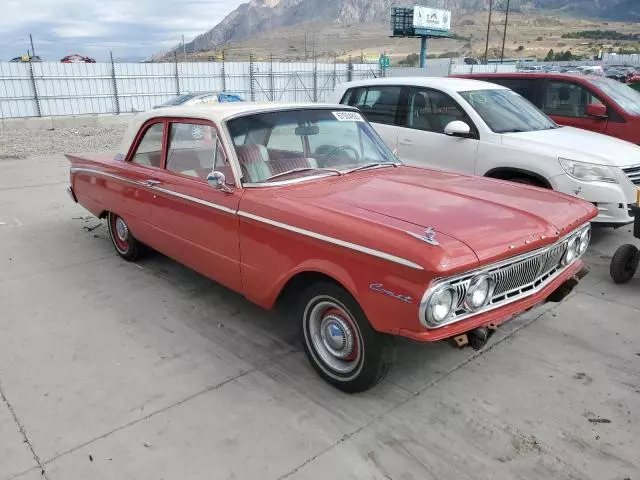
(0, 0), (241, 62)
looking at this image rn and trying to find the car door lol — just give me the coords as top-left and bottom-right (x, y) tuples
(541, 80), (608, 134)
(117, 120), (166, 246)
(343, 85), (401, 152)
(149, 119), (243, 292)
(396, 87), (479, 174)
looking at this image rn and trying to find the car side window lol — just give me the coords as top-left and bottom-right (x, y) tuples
(406, 88), (469, 134)
(489, 78), (540, 106)
(131, 122), (164, 168)
(543, 81), (603, 118)
(353, 86), (402, 126)
(166, 122), (228, 179)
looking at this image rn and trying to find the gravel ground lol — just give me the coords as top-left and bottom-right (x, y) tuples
(0, 123), (127, 159)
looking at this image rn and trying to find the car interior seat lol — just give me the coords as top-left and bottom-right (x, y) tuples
(235, 144), (271, 182)
(409, 93), (433, 131)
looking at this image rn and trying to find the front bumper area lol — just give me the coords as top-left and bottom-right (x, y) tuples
(398, 259), (584, 342)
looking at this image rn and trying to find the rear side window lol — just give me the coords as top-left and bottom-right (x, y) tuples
(350, 86), (402, 126)
(487, 78), (540, 106)
(131, 122), (164, 168)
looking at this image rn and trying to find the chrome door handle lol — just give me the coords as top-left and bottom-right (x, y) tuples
(399, 139), (413, 146)
(144, 179), (161, 187)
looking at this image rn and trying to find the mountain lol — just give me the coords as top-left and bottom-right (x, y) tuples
(164, 0), (640, 57)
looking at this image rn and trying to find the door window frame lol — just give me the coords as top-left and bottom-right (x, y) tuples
(125, 117), (241, 187)
(344, 85), (407, 126)
(402, 86), (480, 140)
(125, 119), (168, 172)
(541, 79), (614, 121)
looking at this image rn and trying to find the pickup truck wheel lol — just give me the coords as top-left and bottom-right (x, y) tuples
(299, 282), (393, 393)
(107, 212), (143, 261)
(610, 244), (639, 284)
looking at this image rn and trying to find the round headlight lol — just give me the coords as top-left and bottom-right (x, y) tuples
(465, 275), (494, 311)
(563, 236), (579, 265)
(578, 226), (591, 255)
(426, 286), (458, 327)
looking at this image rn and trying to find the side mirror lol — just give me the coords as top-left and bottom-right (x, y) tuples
(206, 171), (233, 193)
(444, 120), (473, 138)
(585, 103), (608, 119)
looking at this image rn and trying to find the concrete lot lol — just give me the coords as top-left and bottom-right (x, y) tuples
(1, 153), (639, 480)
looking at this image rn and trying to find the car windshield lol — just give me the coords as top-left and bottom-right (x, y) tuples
(160, 94), (194, 107)
(588, 77), (640, 116)
(459, 89), (558, 133)
(227, 109), (399, 184)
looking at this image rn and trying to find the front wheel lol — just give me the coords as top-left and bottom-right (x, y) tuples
(610, 244), (639, 284)
(299, 282), (393, 393)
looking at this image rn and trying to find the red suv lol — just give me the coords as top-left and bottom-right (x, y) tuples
(457, 73), (640, 145)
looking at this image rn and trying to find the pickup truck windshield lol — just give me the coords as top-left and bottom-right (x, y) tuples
(588, 77), (640, 116)
(227, 109), (399, 184)
(460, 89), (558, 133)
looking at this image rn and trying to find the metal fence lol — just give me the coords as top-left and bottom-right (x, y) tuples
(0, 58), (386, 119)
(0, 56), (524, 119)
(19, 53), (640, 120)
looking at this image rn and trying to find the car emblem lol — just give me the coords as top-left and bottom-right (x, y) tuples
(407, 227), (439, 246)
(369, 283), (413, 303)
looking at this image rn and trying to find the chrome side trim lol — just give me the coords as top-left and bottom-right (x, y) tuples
(70, 167), (140, 187)
(238, 210), (424, 271)
(70, 167), (237, 215)
(243, 173), (342, 188)
(153, 186), (237, 214)
(71, 167), (423, 270)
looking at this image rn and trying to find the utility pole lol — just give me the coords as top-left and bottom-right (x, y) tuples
(484, 0), (493, 63)
(500, 0), (511, 64)
(29, 34), (36, 57)
(182, 34), (186, 61)
(304, 32), (307, 60)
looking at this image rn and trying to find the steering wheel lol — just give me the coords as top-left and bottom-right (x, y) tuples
(320, 145), (360, 161)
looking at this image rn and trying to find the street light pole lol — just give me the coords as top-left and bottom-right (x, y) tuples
(484, 0), (493, 63)
(500, 0), (511, 64)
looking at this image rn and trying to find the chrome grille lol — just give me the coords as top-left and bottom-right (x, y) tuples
(446, 237), (573, 320)
(622, 164), (640, 186)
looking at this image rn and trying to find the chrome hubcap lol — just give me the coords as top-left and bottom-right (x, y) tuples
(115, 217), (128, 241)
(320, 315), (354, 359)
(308, 300), (360, 374)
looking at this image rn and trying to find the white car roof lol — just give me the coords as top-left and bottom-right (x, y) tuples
(337, 76), (509, 95)
(118, 102), (352, 156)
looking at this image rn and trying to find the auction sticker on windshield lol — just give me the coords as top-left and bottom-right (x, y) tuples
(333, 111), (364, 122)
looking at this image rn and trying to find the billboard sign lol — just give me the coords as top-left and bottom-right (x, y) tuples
(413, 6), (451, 32)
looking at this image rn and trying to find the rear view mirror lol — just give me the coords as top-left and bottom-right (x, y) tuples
(294, 125), (319, 136)
(444, 120), (472, 138)
(585, 103), (608, 119)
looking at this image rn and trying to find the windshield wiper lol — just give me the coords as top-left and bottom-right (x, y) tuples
(345, 162), (398, 174)
(263, 167), (343, 182)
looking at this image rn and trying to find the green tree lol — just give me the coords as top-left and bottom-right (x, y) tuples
(545, 49), (554, 61)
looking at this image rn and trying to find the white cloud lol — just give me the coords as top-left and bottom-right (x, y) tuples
(0, 0), (242, 60)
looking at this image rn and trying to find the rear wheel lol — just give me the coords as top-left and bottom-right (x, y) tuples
(299, 282), (393, 393)
(107, 212), (144, 261)
(610, 244), (639, 284)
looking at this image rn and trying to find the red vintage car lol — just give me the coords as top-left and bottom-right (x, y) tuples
(67, 103), (597, 392)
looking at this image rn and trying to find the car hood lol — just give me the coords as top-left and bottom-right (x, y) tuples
(289, 167), (595, 264)
(501, 126), (640, 167)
